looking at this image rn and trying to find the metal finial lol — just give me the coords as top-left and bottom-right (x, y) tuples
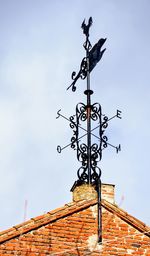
(81, 17), (93, 37)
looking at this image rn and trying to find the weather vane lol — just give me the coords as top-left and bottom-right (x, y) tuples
(56, 17), (121, 243)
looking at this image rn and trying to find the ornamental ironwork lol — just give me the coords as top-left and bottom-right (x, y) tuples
(56, 17), (121, 243)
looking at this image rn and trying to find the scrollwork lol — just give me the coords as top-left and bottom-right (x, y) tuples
(67, 57), (88, 92)
(102, 115), (108, 129)
(83, 39), (92, 51)
(102, 135), (108, 148)
(91, 144), (102, 168)
(77, 166), (88, 182)
(76, 103), (87, 122)
(71, 136), (76, 150)
(69, 115), (78, 150)
(68, 100), (108, 183)
(91, 103), (101, 122)
(69, 115), (76, 129)
(91, 166), (101, 181)
(77, 143), (88, 164)
(69, 72), (77, 92)
(80, 58), (87, 79)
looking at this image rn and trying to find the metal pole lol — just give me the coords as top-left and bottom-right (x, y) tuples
(86, 39), (91, 184)
(97, 179), (102, 243)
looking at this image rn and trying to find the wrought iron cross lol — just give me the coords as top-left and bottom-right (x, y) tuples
(56, 17), (121, 243)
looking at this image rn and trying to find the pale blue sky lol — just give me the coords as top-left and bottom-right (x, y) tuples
(0, 0), (150, 230)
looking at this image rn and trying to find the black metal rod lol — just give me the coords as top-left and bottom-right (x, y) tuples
(86, 39), (92, 184)
(97, 179), (102, 243)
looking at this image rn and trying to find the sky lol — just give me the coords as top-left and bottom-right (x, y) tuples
(0, 0), (150, 231)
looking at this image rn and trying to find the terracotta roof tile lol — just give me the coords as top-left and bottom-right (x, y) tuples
(103, 200), (150, 235)
(0, 198), (149, 245)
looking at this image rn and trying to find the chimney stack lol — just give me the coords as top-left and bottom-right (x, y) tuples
(71, 182), (115, 204)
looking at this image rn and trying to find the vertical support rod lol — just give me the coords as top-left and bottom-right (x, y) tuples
(97, 179), (102, 243)
(86, 39), (91, 184)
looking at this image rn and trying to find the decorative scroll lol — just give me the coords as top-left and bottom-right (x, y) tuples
(68, 102), (108, 183)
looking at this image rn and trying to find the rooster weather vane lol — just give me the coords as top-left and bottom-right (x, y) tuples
(56, 17), (121, 243)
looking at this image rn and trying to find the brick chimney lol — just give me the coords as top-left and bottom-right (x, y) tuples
(101, 183), (115, 204)
(71, 182), (115, 204)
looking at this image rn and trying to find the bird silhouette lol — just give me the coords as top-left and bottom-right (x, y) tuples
(89, 38), (106, 72)
(81, 17), (93, 37)
(67, 38), (106, 91)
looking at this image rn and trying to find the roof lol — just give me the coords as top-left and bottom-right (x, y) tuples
(0, 198), (149, 245)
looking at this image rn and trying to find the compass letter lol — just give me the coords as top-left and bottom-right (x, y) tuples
(116, 144), (121, 153)
(117, 110), (122, 119)
(57, 145), (62, 153)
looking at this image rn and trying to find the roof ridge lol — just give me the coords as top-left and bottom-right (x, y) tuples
(0, 199), (149, 244)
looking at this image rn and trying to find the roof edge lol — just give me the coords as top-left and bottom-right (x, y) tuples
(0, 199), (96, 244)
(102, 200), (150, 237)
(0, 199), (149, 244)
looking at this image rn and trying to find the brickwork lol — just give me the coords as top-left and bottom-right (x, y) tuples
(0, 199), (149, 255)
(101, 183), (115, 203)
(72, 183), (97, 201)
(72, 183), (115, 203)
